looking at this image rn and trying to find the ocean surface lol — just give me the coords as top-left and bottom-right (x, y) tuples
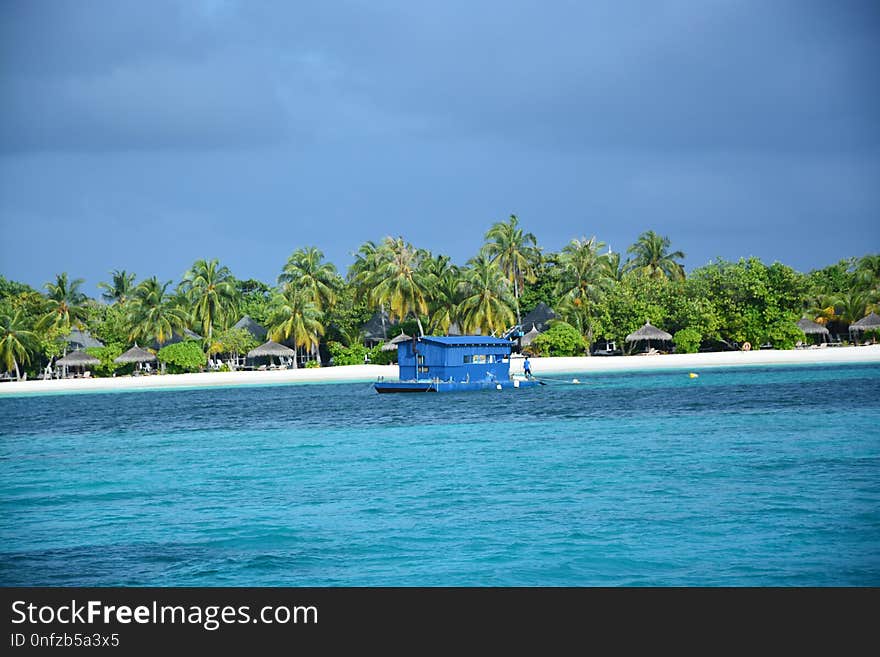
(1, 363), (879, 586)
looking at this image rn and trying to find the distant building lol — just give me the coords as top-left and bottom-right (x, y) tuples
(362, 310), (396, 347)
(520, 302), (558, 333)
(233, 315), (268, 341)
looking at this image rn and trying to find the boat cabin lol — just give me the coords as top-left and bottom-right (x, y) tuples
(397, 336), (513, 382)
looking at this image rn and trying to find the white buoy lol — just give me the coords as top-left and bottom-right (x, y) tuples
(496, 384), (502, 390)
(572, 378), (580, 384)
(513, 379), (520, 388)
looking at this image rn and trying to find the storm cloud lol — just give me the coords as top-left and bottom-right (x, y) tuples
(1, 0), (878, 293)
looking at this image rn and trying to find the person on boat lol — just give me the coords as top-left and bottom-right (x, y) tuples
(523, 355), (532, 379)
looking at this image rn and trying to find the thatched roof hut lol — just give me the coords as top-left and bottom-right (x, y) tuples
(520, 324), (541, 347)
(115, 345), (157, 364)
(381, 333), (411, 351)
(362, 310), (396, 344)
(56, 350), (100, 367)
(150, 328), (202, 350)
(850, 311), (880, 332)
(796, 318), (830, 336)
(520, 302), (557, 333)
(247, 340), (295, 358)
(233, 315), (268, 341)
(66, 328), (104, 350)
(625, 322), (673, 343)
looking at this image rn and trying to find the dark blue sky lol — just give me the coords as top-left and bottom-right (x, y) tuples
(2, 0), (878, 296)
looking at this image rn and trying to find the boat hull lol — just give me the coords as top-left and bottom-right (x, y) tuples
(374, 379), (540, 393)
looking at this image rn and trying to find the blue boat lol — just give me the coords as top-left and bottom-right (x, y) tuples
(374, 335), (540, 393)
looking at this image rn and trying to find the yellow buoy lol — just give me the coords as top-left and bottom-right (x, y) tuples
(689, 372), (699, 379)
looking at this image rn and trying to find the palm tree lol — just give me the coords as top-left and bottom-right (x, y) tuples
(278, 247), (340, 310)
(98, 270), (136, 305)
(459, 255), (516, 335)
(604, 250), (626, 283)
(128, 277), (188, 347)
(371, 237), (430, 336)
(834, 290), (875, 325)
(483, 214), (540, 324)
(267, 287), (325, 368)
(180, 259), (239, 345)
(855, 254), (880, 294)
(0, 310), (38, 380)
(625, 230), (685, 281)
(348, 240), (389, 339)
(426, 260), (464, 335)
(555, 237), (611, 342)
(37, 273), (89, 334)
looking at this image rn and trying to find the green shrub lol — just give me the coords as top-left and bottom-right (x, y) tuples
(327, 341), (397, 366)
(530, 321), (585, 357)
(673, 327), (702, 354)
(327, 341), (367, 366)
(85, 345), (126, 377)
(305, 360), (321, 368)
(157, 340), (206, 373)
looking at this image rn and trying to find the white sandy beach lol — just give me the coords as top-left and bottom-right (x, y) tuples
(1, 345), (878, 396)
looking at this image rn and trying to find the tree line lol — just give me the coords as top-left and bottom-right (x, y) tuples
(1, 215), (878, 379)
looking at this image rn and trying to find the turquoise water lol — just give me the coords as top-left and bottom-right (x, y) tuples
(1, 364), (878, 586)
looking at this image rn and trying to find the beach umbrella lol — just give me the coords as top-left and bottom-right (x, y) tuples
(56, 349), (100, 376)
(849, 311), (880, 332)
(625, 322), (672, 353)
(796, 317), (830, 344)
(381, 332), (411, 352)
(796, 318), (830, 336)
(114, 344), (157, 364)
(520, 324), (541, 347)
(247, 340), (295, 367)
(56, 350), (100, 367)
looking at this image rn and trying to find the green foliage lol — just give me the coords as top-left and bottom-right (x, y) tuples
(689, 258), (806, 348)
(519, 256), (562, 315)
(209, 328), (259, 356)
(806, 258), (856, 296)
(87, 303), (132, 346)
(0, 276), (38, 300)
(673, 327), (702, 354)
(235, 278), (273, 326)
(323, 283), (373, 345)
(304, 359), (321, 368)
(594, 274), (670, 345)
(327, 341), (369, 366)
(530, 321), (585, 356)
(390, 319), (421, 338)
(85, 345), (125, 377)
(326, 341), (396, 366)
(157, 341), (205, 373)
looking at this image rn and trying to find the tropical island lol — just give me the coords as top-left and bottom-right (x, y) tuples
(1, 216), (878, 388)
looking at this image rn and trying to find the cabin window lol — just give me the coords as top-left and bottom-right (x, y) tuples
(418, 366), (429, 373)
(417, 355), (425, 365)
(463, 355), (472, 364)
(472, 354), (486, 364)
